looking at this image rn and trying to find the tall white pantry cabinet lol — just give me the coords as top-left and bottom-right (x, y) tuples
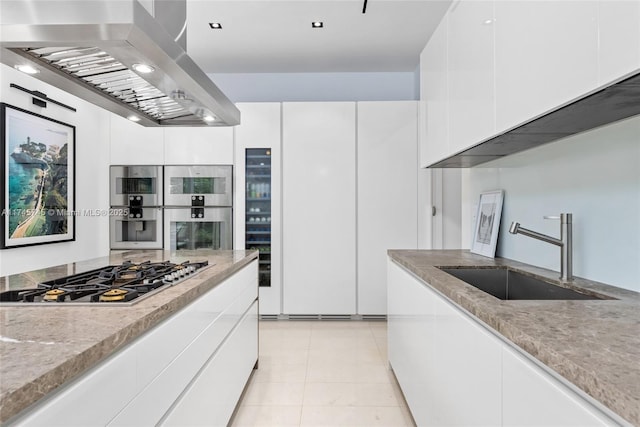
(281, 101), (418, 316)
(282, 102), (358, 315)
(357, 102), (418, 315)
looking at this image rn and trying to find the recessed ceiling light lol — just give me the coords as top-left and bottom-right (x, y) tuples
(132, 63), (155, 74)
(209, 22), (222, 29)
(128, 115), (141, 122)
(14, 64), (39, 74)
(311, 21), (324, 28)
(203, 115), (216, 122)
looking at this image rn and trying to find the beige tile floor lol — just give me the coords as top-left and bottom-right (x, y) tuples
(230, 320), (416, 427)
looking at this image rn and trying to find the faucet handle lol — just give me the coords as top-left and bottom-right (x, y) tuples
(545, 213), (572, 223)
(509, 222), (520, 234)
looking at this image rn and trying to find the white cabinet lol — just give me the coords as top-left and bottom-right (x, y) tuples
(164, 127), (234, 164)
(419, 0), (496, 165)
(387, 257), (437, 424)
(494, 0), (599, 133)
(110, 114), (164, 164)
(420, 15), (449, 167)
(161, 301), (258, 426)
(387, 259), (502, 426)
(109, 115), (234, 165)
(447, 0), (495, 153)
(282, 102), (357, 315)
(388, 258), (624, 426)
(234, 102), (282, 315)
(420, 0), (640, 165)
(597, 0), (640, 86)
(431, 296), (502, 426)
(7, 348), (138, 426)
(109, 263), (257, 426)
(357, 101), (418, 315)
(502, 345), (613, 426)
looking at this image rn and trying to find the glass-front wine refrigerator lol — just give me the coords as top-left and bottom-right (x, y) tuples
(245, 148), (272, 287)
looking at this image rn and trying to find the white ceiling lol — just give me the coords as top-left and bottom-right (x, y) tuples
(185, 0), (451, 73)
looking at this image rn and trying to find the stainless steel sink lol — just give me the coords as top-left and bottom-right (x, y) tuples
(439, 267), (605, 300)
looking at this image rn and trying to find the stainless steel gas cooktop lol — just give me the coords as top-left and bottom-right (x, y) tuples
(0, 260), (210, 306)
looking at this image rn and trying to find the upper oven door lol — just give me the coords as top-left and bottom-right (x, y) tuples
(110, 166), (163, 207)
(164, 165), (233, 207)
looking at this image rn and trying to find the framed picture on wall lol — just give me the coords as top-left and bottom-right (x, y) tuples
(471, 190), (504, 258)
(1, 103), (75, 249)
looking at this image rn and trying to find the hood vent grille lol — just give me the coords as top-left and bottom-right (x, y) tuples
(18, 46), (191, 122)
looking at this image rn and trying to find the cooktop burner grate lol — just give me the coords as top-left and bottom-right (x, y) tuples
(0, 260), (210, 306)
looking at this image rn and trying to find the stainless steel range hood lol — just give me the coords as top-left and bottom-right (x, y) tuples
(0, 0), (240, 127)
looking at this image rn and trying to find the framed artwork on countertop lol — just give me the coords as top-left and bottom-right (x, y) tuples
(1, 103), (75, 249)
(470, 190), (504, 258)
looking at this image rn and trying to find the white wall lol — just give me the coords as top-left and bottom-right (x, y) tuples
(466, 115), (640, 292)
(210, 72), (419, 102)
(0, 64), (111, 276)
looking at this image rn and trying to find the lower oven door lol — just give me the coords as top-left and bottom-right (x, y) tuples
(164, 207), (233, 251)
(110, 208), (163, 249)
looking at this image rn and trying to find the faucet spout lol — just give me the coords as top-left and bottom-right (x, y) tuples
(510, 224), (563, 247)
(509, 213), (573, 282)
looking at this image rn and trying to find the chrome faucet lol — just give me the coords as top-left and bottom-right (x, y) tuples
(509, 213), (573, 282)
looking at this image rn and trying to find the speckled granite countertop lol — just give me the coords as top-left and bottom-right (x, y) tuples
(0, 249), (258, 424)
(388, 250), (640, 426)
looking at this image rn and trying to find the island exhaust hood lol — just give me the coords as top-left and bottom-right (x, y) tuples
(0, 0), (240, 127)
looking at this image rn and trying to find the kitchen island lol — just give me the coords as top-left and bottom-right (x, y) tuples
(388, 250), (640, 427)
(0, 249), (259, 425)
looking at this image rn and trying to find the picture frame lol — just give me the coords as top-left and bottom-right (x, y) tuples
(1, 103), (75, 249)
(470, 190), (504, 258)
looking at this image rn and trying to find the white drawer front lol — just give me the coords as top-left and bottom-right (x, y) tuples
(161, 301), (259, 426)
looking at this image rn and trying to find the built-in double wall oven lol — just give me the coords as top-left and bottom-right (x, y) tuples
(109, 165), (233, 251)
(163, 165), (233, 251)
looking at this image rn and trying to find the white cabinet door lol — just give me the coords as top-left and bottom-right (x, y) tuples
(430, 296), (502, 426)
(502, 345), (615, 426)
(388, 259), (501, 426)
(110, 114), (164, 164)
(447, 0), (495, 154)
(387, 260), (437, 426)
(598, 0), (640, 86)
(282, 102), (356, 315)
(163, 127), (233, 165)
(420, 15), (449, 167)
(495, 0), (599, 133)
(357, 102), (418, 315)
(234, 103), (282, 315)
